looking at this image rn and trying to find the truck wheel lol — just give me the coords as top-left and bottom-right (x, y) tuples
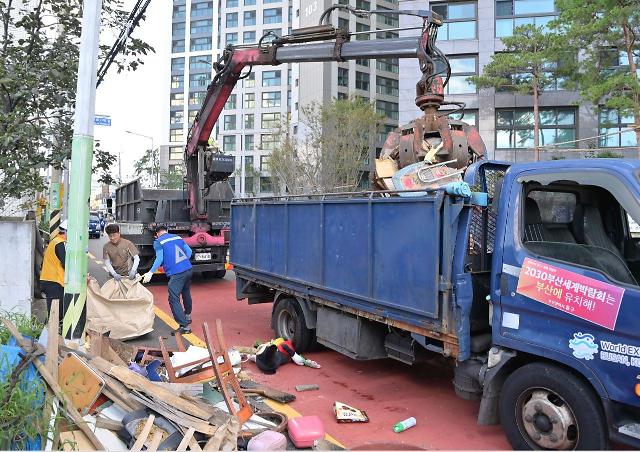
(499, 362), (607, 450)
(272, 298), (313, 352)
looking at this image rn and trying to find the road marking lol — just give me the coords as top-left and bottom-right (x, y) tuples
(151, 305), (345, 448)
(88, 252), (96, 259)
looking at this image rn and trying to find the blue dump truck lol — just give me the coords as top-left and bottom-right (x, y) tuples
(231, 159), (640, 449)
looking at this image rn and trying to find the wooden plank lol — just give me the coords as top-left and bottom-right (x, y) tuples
(176, 427), (195, 452)
(239, 381), (296, 403)
(99, 372), (145, 411)
(130, 414), (155, 452)
(147, 429), (164, 452)
(189, 437), (204, 452)
(95, 416), (123, 431)
(88, 356), (213, 420)
(1, 318), (104, 450)
(46, 299), (59, 381)
(203, 420), (229, 451)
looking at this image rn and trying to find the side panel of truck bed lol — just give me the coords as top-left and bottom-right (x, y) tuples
(231, 193), (445, 326)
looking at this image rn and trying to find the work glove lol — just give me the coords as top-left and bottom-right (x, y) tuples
(112, 273), (122, 282)
(128, 269), (138, 280)
(142, 272), (153, 284)
(291, 353), (305, 366)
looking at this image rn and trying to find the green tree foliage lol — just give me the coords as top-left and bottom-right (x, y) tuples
(551, 0), (639, 155)
(0, 0), (154, 205)
(133, 147), (159, 188)
(160, 166), (184, 189)
(469, 25), (561, 160)
(268, 96), (382, 194)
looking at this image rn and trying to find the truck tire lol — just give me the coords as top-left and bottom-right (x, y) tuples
(499, 362), (607, 450)
(272, 298), (313, 353)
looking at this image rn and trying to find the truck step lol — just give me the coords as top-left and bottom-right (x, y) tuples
(384, 333), (416, 365)
(619, 423), (640, 440)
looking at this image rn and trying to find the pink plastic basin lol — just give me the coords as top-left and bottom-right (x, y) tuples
(288, 416), (325, 448)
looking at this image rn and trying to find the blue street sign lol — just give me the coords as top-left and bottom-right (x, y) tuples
(94, 115), (112, 126)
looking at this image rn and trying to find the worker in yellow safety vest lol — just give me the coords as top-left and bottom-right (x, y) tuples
(40, 220), (67, 324)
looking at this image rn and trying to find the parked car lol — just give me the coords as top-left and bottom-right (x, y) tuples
(88, 214), (101, 239)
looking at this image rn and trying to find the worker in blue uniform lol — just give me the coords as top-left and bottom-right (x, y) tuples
(142, 225), (194, 334)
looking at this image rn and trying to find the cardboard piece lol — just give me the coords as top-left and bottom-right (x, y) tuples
(58, 352), (106, 413)
(334, 401), (369, 423)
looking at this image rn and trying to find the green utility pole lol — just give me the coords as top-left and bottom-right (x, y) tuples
(62, 0), (103, 340)
(48, 166), (62, 240)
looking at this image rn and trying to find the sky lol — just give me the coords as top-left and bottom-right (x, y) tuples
(93, 0), (170, 184)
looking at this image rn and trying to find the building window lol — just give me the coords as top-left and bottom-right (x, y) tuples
(191, 1), (213, 17)
(190, 37), (212, 51)
(495, 108), (576, 149)
(355, 22), (370, 40)
(171, 74), (184, 89)
(245, 0), (256, 5)
(172, 39), (185, 53)
(243, 31), (256, 43)
(225, 94), (237, 109)
(337, 67), (349, 87)
(172, 22), (185, 37)
(355, 0), (370, 10)
(337, 91), (348, 100)
(261, 112), (281, 128)
(495, 0), (556, 37)
(190, 55), (211, 71)
(243, 72), (255, 87)
(431, 2), (477, 40)
(376, 30), (399, 39)
(262, 91), (281, 107)
(260, 177), (273, 193)
(171, 57), (184, 72)
(227, 0), (238, 7)
(377, 123), (395, 143)
(261, 134), (278, 150)
(244, 114), (254, 129)
(376, 58), (399, 74)
(170, 110), (184, 125)
(173, 4), (186, 19)
(244, 92), (255, 108)
(170, 92), (184, 107)
(446, 56), (477, 94)
(189, 72), (210, 88)
(245, 177), (255, 194)
(262, 70), (281, 86)
(222, 135), (236, 152)
(170, 129), (184, 143)
(599, 109), (637, 148)
(190, 19), (212, 34)
(355, 59), (370, 67)
(260, 155), (270, 170)
(244, 10), (256, 26)
(188, 110), (198, 125)
(376, 76), (399, 96)
(224, 115), (236, 130)
(338, 17), (349, 30)
(245, 134), (254, 150)
(376, 100), (399, 120)
(446, 110), (478, 127)
(244, 155), (254, 170)
(602, 48), (640, 77)
(226, 32), (238, 45)
(226, 12), (238, 27)
(189, 91), (206, 105)
(169, 146), (183, 160)
(263, 8), (282, 24)
(265, 0), (280, 4)
(377, 6), (399, 27)
(355, 71), (370, 91)
(287, 89), (291, 107)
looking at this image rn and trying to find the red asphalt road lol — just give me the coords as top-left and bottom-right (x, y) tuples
(148, 274), (510, 450)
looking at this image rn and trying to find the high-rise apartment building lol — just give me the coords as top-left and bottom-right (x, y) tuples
(164, 0), (400, 196)
(398, 0), (638, 162)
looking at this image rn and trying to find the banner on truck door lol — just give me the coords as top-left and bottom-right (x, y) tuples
(516, 257), (625, 330)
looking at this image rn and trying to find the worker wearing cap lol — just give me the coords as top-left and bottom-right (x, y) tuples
(40, 220), (67, 323)
(103, 223), (140, 281)
(142, 225), (193, 334)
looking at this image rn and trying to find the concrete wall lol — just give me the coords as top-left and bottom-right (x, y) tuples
(0, 219), (35, 316)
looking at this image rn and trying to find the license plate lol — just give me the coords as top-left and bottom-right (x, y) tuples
(195, 253), (211, 261)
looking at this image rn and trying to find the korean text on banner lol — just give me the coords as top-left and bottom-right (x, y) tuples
(516, 257), (625, 330)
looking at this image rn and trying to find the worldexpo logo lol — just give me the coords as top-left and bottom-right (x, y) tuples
(569, 332), (599, 360)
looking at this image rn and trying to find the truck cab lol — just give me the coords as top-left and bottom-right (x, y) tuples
(488, 159), (640, 449)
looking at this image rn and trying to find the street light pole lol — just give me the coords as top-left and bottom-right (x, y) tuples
(125, 130), (156, 186)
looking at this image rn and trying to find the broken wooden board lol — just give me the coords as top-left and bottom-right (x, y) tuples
(130, 414), (156, 452)
(240, 380), (296, 403)
(58, 352), (106, 413)
(46, 299), (59, 380)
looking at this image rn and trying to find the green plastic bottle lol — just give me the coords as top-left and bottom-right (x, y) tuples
(393, 417), (416, 433)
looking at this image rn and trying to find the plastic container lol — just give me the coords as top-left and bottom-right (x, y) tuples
(393, 417), (417, 433)
(247, 431), (287, 450)
(288, 415), (325, 448)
